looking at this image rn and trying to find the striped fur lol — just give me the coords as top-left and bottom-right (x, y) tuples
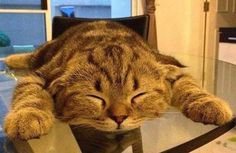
(4, 21), (232, 140)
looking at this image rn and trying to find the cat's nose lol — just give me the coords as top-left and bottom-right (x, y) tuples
(110, 115), (128, 125)
(108, 103), (130, 124)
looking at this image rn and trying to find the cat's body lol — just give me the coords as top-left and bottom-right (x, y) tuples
(4, 21), (232, 140)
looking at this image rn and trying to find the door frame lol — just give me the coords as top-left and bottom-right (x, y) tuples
(204, 0), (236, 93)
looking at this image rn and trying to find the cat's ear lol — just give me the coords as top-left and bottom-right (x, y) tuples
(47, 78), (66, 95)
(161, 64), (184, 85)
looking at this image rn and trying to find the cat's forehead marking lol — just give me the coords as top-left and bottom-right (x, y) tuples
(87, 53), (113, 83)
(94, 79), (102, 92)
(133, 77), (139, 90)
(123, 64), (131, 85)
(104, 45), (124, 58)
(66, 21), (160, 91)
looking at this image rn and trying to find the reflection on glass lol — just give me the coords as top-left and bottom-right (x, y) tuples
(71, 126), (143, 153)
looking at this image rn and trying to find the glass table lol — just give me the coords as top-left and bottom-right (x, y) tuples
(0, 54), (235, 153)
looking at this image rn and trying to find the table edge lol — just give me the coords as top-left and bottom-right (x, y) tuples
(161, 117), (236, 153)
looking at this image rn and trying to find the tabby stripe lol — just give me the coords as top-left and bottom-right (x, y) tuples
(133, 77), (139, 90)
(94, 79), (102, 92)
(65, 91), (82, 101)
(80, 25), (96, 33)
(55, 88), (82, 110)
(123, 64), (131, 85)
(13, 91), (38, 103)
(55, 90), (68, 115)
(87, 53), (113, 83)
(87, 54), (97, 66)
(14, 85), (42, 98)
(46, 70), (64, 87)
(106, 22), (122, 29)
(184, 93), (209, 104)
(104, 45), (124, 58)
(13, 87), (48, 103)
(171, 74), (185, 86)
(16, 82), (42, 90)
(100, 67), (113, 83)
(132, 52), (140, 62)
(13, 99), (48, 110)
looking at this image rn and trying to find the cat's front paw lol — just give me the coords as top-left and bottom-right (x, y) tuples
(183, 97), (233, 125)
(4, 108), (54, 140)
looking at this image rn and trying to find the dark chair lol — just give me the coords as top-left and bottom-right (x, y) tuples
(52, 15), (150, 40)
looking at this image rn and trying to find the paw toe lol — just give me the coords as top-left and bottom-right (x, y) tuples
(4, 108), (53, 140)
(183, 98), (233, 125)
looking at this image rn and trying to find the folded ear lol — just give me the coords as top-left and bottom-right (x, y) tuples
(47, 78), (66, 95)
(161, 64), (184, 85)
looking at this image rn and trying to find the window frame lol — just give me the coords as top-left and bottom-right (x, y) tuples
(0, 0), (138, 42)
(0, 0), (52, 41)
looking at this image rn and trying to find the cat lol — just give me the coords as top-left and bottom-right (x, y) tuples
(3, 21), (233, 140)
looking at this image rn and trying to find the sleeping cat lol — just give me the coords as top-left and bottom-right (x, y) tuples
(4, 21), (233, 140)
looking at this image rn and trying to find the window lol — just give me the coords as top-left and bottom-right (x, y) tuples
(0, 13), (46, 46)
(0, 0), (132, 58)
(51, 0), (131, 19)
(0, 0), (42, 10)
(0, 0), (50, 58)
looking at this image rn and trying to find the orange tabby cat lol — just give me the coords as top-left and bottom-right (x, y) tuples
(4, 21), (232, 140)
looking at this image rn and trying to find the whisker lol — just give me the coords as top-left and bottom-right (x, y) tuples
(71, 123), (93, 130)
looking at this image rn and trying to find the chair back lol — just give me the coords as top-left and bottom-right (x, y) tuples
(52, 15), (150, 40)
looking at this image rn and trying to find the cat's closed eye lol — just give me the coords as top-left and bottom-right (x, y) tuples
(154, 88), (164, 94)
(86, 95), (106, 109)
(131, 92), (147, 105)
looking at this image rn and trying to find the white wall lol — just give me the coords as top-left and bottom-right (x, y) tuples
(155, 0), (206, 83)
(155, 0), (190, 54)
(156, 0), (205, 56)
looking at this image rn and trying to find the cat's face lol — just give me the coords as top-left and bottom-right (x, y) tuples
(49, 45), (181, 131)
(50, 60), (180, 132)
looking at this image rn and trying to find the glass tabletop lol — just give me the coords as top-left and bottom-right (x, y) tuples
(0, 53), (235, 153)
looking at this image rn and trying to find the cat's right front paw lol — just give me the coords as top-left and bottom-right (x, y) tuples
(4, 108), (54, 140)
(183, 97), (233, 125)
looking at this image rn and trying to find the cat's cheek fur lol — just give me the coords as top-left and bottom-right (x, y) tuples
(135, 99), (169, 117)
(62, 98), (103, 119)
(119, 118), (144, 130)
(69, 118), (118, 131)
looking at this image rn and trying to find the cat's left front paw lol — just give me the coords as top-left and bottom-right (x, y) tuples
(183, 97), (233, 125)
(4, 108), (54, 140)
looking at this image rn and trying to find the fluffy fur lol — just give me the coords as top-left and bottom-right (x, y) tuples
(4, 21), (232, 140)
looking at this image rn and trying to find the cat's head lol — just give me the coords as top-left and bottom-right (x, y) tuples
(48, 46), (182, 132)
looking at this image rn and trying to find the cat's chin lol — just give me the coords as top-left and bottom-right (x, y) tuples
(83, 125), (141, 135)
(94, 125), (141, 133)
(68, 118), (141, 133)
(73, 124), (140, 133)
